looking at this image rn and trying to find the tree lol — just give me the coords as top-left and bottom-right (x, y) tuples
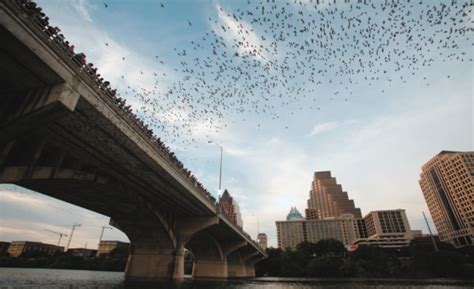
(255, 247), (282, 277)
(306, 256), (343, 277)
(280, 248), (305, 277)
(296, 241), (318, 263)
(349, 245), (400, 277)
(313, 239), (346, 258)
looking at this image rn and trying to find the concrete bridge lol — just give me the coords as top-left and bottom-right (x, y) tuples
(0, 0), (266, 281)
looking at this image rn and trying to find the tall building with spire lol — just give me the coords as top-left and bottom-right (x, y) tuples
(419, 151), (474, 248)
(306, 171), (362, 219)
(287, 206), (304, 221)
(219, 189), (243, 228)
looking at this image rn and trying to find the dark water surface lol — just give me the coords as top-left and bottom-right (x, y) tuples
(0, 268), (473, 289)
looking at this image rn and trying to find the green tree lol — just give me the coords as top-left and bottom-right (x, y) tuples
(314, 239), (346, 258)
(349, 245), (400, 277)
(255, 247), (282, 277)
(305, 256), (342, 277)
(280, 248), (305, 277)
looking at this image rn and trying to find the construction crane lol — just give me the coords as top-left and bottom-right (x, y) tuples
(65, 224), (81, 251)
(98, 226), (112, 245)
(44, 229), (68, 246)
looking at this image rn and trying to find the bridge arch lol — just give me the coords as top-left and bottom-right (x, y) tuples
(185, 231), (227, 278)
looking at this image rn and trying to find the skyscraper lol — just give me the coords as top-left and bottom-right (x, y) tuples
(257, 233), (268, 250)
(287, 206), (304, 221)
(276, 207), (305, 249)
(306, 171), (362, 219)
(419, 151), (474, 248)
(219, 189), (243, 228)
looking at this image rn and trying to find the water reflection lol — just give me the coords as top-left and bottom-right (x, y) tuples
(0, 268), (472, 289)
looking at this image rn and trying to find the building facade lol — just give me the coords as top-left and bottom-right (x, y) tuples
(276, 208), (365, 250)
(419, 151), (474, 248)
(257, 233), (268, 250)
(7, 241), (64, 257)
(306, 171), (362, 219)
(276, 219), (305, 250)
(219, 189), (243, 228)
(0, 241), (10, 255)
(67, 248), (97, 257)
(97, 240), (130, 256)
(359, 209), (413, 248)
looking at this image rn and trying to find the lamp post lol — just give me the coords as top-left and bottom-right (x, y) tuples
(423, 211), (439, 252)
(208, 140), (223, 191)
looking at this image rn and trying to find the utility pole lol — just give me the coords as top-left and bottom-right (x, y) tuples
(208, 140), (223, 192)
(66, 224), (81, 252)
(44, 229), (68, 247)
(257, 217), (260, 234)
(98, 226), (112, 246)
(423, 211), (439, 252)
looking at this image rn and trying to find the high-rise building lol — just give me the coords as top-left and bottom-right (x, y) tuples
(306, 171), (362, 220)
(219, 189), (243, 228)
(419, 151), (474, 248)
(276, 212), (364, 250)
(356, 209), (413, 248)
(287, 206), (304, 221)
(276, 207), (305, 249)
(257, 233), (268, 250)
(7, 241), (64, 257)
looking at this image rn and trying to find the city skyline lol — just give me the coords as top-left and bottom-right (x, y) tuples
(0, 0), (472, 249)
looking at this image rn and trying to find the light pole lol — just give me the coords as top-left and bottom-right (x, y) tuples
(98, 226), (112, 246)
(208, 140), (223, 191)
(249, 213), (260, 234)
(423, 211), (439, 252)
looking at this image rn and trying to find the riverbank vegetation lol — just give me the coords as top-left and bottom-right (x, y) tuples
(0, 247), (128, 272)
(255, 238), (474, 279)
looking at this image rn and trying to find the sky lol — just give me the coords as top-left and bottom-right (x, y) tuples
(0, 0), (472, 249)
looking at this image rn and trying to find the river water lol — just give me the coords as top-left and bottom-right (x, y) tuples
(0, 268), (473, 289)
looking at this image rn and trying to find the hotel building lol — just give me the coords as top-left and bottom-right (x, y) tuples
(419, 151), (474, 247)
(353, 209), (413, 248)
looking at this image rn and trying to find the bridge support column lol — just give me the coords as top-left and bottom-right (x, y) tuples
(112, 215), (183, 282)
(224, 242), (247, 278)
(193, 260), (228, 279)
(125, 245), (180, 281)
(227, 261), (246, 278)
(244, 263), (255, 277)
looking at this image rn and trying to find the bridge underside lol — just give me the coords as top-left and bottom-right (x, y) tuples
(0, 1), (265, 281)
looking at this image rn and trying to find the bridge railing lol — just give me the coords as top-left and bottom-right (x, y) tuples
(5, 0), (221, 213)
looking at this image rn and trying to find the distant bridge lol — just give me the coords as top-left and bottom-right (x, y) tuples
(0, 0), (266, 281)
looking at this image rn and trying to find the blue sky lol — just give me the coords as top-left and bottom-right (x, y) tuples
(0, 0), (472, 248)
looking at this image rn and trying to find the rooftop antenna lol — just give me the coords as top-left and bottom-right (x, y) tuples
(422, 211), (438, 252)
(66, 224), (81, 251)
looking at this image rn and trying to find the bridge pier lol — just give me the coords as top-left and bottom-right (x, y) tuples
(227, 251), (246, 278)
(244, 263), (256, 277)
(193, 260), (228, 279)
(125, 246), (180, 282)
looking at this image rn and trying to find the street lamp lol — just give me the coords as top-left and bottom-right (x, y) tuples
(208, 140), (223, 191)
(249, 213), (260, 234)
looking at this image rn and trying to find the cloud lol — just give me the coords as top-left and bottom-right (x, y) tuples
(213, 4), (268, 61)
(72, 0), (93, 23)
(0, 190), (51, 209)
(308, 121), (340, 136)
(308, 120), (358, 137)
